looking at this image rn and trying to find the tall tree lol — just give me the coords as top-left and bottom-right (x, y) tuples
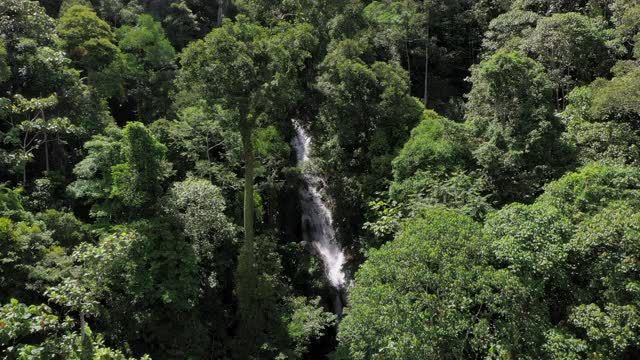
(0, 0), (111, 186)
(2, 94), (75, 184)
(465, 50), (571, 203)
(562, 69), (640, 167)
(481, 9), (540, 54)
(118, 14), (176, 122)
(489, 163), (640, 359)
(338, 208), (542, 359)
(315, 37), (423, 252)
(67, 122), (169, 222)
(57, 5), (124, 97)
(110, 121), (168, 209)
(521, 12), (623, 106)
(176, 16), (317, 356)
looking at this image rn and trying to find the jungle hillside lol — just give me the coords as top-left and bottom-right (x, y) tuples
(2, 0), (640, 359)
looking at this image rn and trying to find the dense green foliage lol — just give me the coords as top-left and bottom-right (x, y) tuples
(466, 49), (571, 203)
(2, 0), (640, 359)
(342, 164), (640, 359)
(339, 208), (539, 359)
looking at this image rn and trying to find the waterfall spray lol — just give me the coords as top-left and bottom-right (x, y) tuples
(292, 120), (348, 314)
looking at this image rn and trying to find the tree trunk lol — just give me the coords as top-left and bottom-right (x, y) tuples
(42, 108), (49, 173)
(423, 27), (430, 106)
(240, 123), (254, 249)
(206, 136), (213, 182)
(80, 311), (87, 341)
(22, 133), (28, 185)
(406, 41), (411, 80)
(423, 0), (431, 106)
(235, 109), (259, 357)
(44, 133), (49, 173)
(217, 0), (225, 27)
(79, 310), (93, 358)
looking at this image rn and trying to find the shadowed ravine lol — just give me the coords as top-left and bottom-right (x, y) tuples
(292, 120), (348, 315)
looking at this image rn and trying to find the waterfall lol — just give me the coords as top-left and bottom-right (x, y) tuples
(292, 120), (347, 313)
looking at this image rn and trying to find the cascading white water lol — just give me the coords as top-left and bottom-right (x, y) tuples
(292, 120), (347, 292)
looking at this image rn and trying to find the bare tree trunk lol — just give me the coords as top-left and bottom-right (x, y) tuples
(80, 311), (87, 341)
(44, 133), (49, 173)
(79, 310), (94, 358)
(41, 108), (49, 173)
(22, 133), (28, 185)
(423, 0), (431, 106)
(206, 136), (213, 182)
(241, 124), (254, 249)
(406, 41), (411, 79)
(423, 27), (430, 106)
(235, 107), (258, 357)
(217, 0), (225, 27)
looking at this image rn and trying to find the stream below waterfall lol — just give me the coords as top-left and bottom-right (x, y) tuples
(292, 120), (348, 315)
